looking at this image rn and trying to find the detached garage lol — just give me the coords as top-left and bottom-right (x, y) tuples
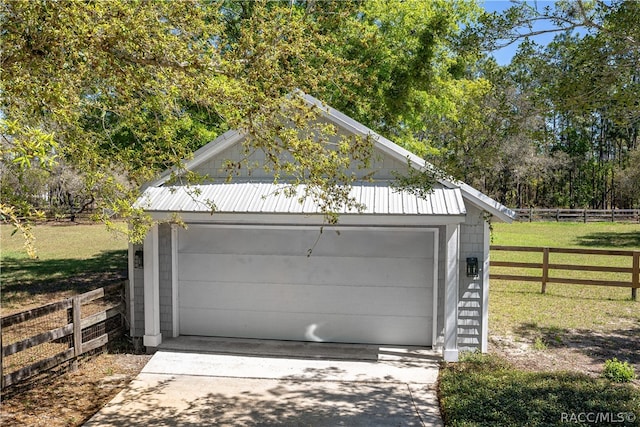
(129, 94), (515, 361)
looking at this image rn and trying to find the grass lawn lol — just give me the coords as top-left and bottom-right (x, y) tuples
(491, 221), (640, 248)
(440, 222), (640, 426)
(490, 221), (640, 335)
(0, 223), (128, 312)
(439, 353), (639, 427)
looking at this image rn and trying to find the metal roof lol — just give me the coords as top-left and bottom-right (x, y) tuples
(136, 182), (466, 216)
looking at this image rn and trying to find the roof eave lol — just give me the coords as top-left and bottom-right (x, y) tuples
(145, 210), (468, 226)
(459, 183), (516, 223)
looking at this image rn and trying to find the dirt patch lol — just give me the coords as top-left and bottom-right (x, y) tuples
(490, 331), (640, 388)
(1, 351), (151, 427)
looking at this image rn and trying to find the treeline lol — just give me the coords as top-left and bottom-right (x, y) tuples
(425, 1), (640, 209)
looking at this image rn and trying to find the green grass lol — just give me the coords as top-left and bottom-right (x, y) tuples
(439, 353), (640, 427)
(491, 221), (640, 248)
(1, 223), (128, 309)
(490, 222), (640, 335)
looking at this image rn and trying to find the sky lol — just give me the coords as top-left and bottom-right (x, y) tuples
(481, 0), (561, 65)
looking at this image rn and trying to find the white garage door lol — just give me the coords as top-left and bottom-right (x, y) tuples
(178, 226), (435, 346)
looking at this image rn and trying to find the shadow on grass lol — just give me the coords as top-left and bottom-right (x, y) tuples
(574, 231), (640, 248)
(515, 322), (640, 365)
(0, 249), (127, 303)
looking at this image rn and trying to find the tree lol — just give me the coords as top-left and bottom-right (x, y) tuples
(323, 0), (484, 155)
(615, 147), (640, 208)
(2, 0), (486, 255)
(0, 0), (370, 251)
(459, 0), (640, 209)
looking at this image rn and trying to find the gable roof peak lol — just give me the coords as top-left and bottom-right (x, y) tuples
(147, 92), (515, 222)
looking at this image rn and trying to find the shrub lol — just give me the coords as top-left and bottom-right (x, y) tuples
(602, 358), (637, 383)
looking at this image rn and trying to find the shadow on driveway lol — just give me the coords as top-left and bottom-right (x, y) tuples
(84, 348), (443, 426)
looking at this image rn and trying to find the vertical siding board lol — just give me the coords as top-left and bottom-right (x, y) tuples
(132, 242), (145, 337)
(158, 224), (173, 338)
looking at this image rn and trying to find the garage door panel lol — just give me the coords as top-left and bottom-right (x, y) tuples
(180, 280), (433, 316)
(179, 254), (433, 288)
(180, 309), (431, 346)
(310, 229), (434, 259)
(179, 227), (433, 260)
(179, 228), (310, 255)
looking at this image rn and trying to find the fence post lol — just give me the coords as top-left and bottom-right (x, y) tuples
(1, 320), (3, 389)
(542, 247), (549, 294)
(71, 296), (82, 371)
(529, 207), (533, 222)
(583, 209), (587, 223)
(633, 251), (639, 302)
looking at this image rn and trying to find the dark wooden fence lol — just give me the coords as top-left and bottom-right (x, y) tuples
(513, 208), (640, 223)
(490, 246), (639, 301)
(1, 283), (125, 389)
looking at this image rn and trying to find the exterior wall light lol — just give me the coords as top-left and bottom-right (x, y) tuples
(134, 249), (144, 269)
(466, 257), (479, 277)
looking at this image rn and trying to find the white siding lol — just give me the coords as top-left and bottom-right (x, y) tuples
(189, 125), (410, 182)
(458, 204), (488, 352)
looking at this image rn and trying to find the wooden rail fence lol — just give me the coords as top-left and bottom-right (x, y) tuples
(490, 246), (639, 300)
(1, 283), (125, 389)
(513, 208), (640, 223)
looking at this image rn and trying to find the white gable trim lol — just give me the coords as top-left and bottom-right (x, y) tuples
(302, 94), (442, 182)
(146, 129), (245, 189)
(458, 182), (515, 223)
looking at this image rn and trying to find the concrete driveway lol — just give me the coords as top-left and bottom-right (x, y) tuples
(84, 338), (443, 426)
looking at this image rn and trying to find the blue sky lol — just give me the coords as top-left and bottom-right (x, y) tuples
(481, 0), (560, 65)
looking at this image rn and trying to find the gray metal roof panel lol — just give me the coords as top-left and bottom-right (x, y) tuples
(136, 183), (466, 216)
